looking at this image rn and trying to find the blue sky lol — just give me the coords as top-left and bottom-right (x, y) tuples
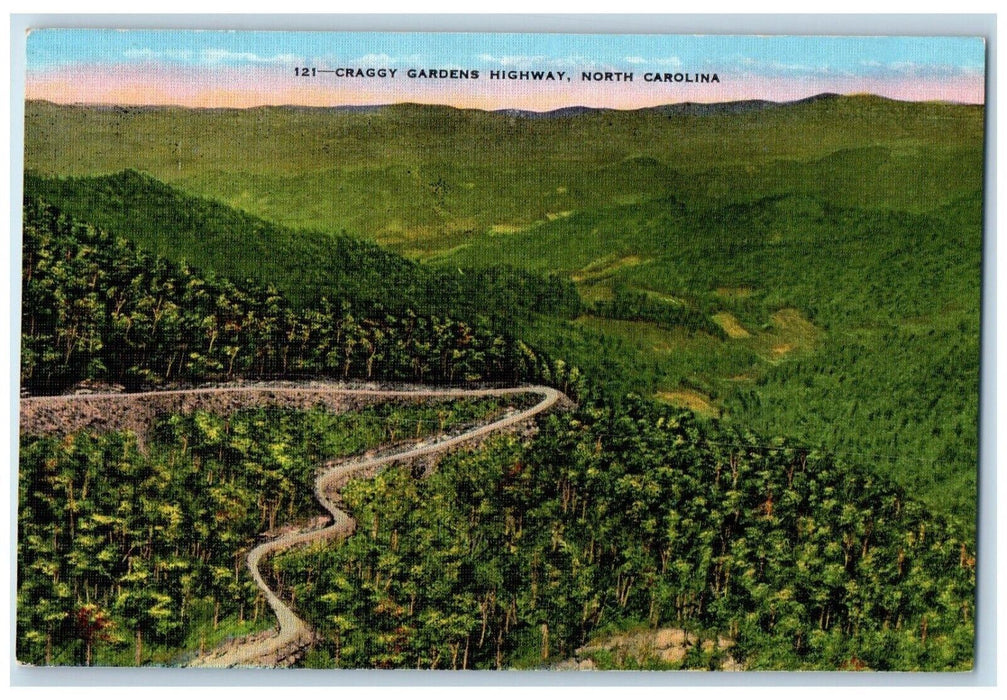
(27, 30), (985, 74)
(25, 30), (987, 109)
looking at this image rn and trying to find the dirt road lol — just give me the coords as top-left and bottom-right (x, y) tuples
(23, 383), (561, 668)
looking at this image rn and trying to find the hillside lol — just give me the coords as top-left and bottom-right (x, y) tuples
(18, 394), (532, 667)
(24, 96), (984, 255)
(21, 98), (983, 523)
(275, 397), (975, 670)
(23, 170), (580, 322)
(20, 196), (579, 394)
(437, 188), (981, 520)
(17, 95), (983, 670)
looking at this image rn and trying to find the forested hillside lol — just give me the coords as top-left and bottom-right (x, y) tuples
(18, 387), (975, 670)
(23, 171), (581, 323)
(21, 197), (582, 395)
(18, 95), (982, 670)
(22, 98), (982, 523)
(274, 398), (974, 670)
(440, 190), (982, 523)
(17, 399), (521, 666)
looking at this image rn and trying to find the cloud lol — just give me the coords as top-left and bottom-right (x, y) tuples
(353, 53), (397, 66)
(881, 60), (984, 78)
(621, 56), (682, 67)
(476, 53), (604, 70)
(730, 56), (852, 78)
(201, 49), (302, 65)
(123, 48), (194, 61)
(653, 56), (683, 67)
(733, 56), (983, 81)
(340, 52), (431, 68)
(121, 47), (303, 65)
(476, 53), (549, 68)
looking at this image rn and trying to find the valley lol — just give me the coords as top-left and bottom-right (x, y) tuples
(18, 94), (982, 670)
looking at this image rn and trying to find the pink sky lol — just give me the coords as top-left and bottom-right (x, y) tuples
(25, 62), (985, 110)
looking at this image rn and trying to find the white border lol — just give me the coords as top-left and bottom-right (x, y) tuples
(4, 12), (998, 692)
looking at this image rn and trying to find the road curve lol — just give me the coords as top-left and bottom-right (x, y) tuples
(174, 385), (562, 668)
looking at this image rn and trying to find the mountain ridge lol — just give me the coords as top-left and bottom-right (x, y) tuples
(24, 92), (983, 117)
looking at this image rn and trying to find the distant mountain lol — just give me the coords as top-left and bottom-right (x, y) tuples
(493, 106), (603, 119)
(648, 99), (780, 116)
(274, 104), (391, 114)
(494, 93), (850, 119)
(32, 92), (881, 120)
(24, 94), (983, 250)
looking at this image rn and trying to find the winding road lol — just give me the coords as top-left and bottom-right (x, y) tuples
(23, 383), (562, 668)
(191, 385), (559, 667)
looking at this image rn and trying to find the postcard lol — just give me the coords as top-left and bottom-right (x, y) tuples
(16, 27), (985, 672)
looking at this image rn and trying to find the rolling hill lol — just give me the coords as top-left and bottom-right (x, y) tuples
(24, 95), (984, 254)
(21, 95), (983, 522)
(17, 94), (983, 670)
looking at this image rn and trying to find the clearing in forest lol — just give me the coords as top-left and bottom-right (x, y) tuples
(712, 312), (751, 339)
(571, 254), (649, 282)
(654, 389), (720, 418)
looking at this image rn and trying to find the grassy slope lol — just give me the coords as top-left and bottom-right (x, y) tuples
(440, 191), (981, 522)
(23, 169), (420, 309)
(24, 97), (983, 252)
(22, 96), (983, 523)
(23, 170), (580, 325)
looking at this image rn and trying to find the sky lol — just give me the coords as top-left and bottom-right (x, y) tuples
(25, 30), (987, 110)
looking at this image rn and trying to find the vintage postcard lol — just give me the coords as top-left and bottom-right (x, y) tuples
(16, 28), (985, 672)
